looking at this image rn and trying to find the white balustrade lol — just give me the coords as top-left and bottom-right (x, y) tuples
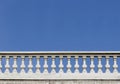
(0, 51), (120, 80)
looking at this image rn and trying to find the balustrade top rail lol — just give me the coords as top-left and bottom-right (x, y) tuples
(0, 51), (120, 80)
(1, 51), (120, 55)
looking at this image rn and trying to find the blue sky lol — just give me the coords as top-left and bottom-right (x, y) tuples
(0, 0), (120, 51)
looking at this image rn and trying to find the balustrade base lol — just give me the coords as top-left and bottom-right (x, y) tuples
(0, 80), (120, 84)
(0, 73), (120, 80)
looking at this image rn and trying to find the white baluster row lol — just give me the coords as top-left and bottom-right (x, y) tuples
(0, 55), (119, 74)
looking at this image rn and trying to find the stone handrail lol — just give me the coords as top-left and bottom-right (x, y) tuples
(0, 51), (120, 80)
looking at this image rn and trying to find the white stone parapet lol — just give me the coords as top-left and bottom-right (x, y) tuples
(0, 51), (120, 80)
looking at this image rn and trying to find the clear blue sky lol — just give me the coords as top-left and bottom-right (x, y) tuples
(0, 0), (120, 51)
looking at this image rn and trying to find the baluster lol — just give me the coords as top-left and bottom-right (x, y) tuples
(0, 56), (2, 73)
(67, 56), (71, 73)
(44, 56), (48, 73)
(36, 56), (40, 73)
(51, 56), (56, 73)
(82, 56), (87, 73)
(5, 56), (10, 73)
(28, 56), (33, 73)
(13, 56), (17, 73)
(90, 56), (95, 73)
(59, 56), (63, 73)
(21, 56), (25, 73)
(74, 56), (79, 73)
(98, 56), (102, 73)
(113, 56), (118, 73)
(105, 56), (110, 73)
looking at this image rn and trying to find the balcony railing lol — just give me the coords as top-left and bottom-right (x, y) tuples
(0, 51), (120, 80)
